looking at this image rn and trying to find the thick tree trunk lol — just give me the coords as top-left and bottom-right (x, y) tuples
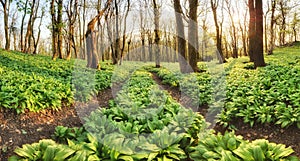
(174, 0), (188, 73)
(253, 0), (265, 68)
(86, 0), (112, 69)
(188, 0), (199, 72)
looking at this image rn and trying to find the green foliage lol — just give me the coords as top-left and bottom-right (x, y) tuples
(190, 132), (299, 161)
(0, 50), (113, 113)
(9, 67), (299, 161)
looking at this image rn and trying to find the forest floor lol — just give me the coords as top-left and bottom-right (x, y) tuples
(0, 74), (299, 160)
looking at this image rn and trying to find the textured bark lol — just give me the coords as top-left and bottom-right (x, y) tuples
(211, 0), (226, 63)
(253, 0), (265, 68)
(173, 0), (188, 73)
(20, 0), (29, 51)
(119, 0), (130, 64)
(188, 0), (199, 72)
(66, 0), (78, 60)
(24, 0), (38, 53)
(1, 0), (10, 50)
(248, 0), (255, 62)
(51, 0), (58, 60)
(146, 30), (152, 61)
(57, 0), (63, 59)
(112, 0), (120, 65)
(153, 0), (160, 68)
(86, 0), (113, 69)
(225, 0), (238, 58)
(268, 0), (278, 54)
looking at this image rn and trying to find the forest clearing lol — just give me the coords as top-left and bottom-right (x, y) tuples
(1, 0), (300, 160)
(0, 42), (299, 160)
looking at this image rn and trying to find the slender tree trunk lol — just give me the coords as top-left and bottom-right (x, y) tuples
(211, 0), (225, 63)
(20, 0), (29, 51)
(119, 0), (130, 65)
(51, 0), (58, 60)
(268, 0), (276, 55)
(147, 30), (153, 61)
(57, 0), (63, 59)
(153, 0), (160, 68)
(248, 0), (255, 62)
(1, 0), (10, 50)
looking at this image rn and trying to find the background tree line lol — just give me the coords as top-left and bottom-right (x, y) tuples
(0, 0), (299, 70)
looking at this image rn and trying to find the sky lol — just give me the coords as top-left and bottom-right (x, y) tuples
(0, 0), (299, 49)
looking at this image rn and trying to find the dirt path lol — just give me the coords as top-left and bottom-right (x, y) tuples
(0, 76), (299, 160)
(150, 72), (300, 158)
(0, 88), (113, 161)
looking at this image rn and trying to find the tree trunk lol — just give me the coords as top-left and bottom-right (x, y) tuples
(211, 0), (225, 63)
(173, 0), (188, 73)
(268, 0), (276, 55)
(248, 0), (255, 62)
(1, 0), (10, 50)
(188, 0), (199, 72)
(153, 0), (160, 68)
(253, 0), (265, 68)
(20, 0), (29, 52)
(57, 0), (63, 59)
(51, 0), (58, 60)
(86, 0), (112, 69)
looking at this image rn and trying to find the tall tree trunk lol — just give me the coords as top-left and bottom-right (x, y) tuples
(147, 30), (153, 61)
(119, 0), (130, 65)
(51, 0), (58, 60)
(86, 0), (112, 69)
(57, 0), (63, 59)
(173, 0), (188, 73)
(248, 0), (255, 62)
(32, 0), (42, 55)
(211, 0), (225, 63)
(24, 0), (36, 53)
(1, 0), (10, 50)
(253, 0), (266, 68)
(188, 0), (199, 72)
(268, 0), (276, 55)
(20, 0), (29, 52)
(153, 0), (160, 68)
(279, 1), (286, 46)
(112, 0), (120, 65)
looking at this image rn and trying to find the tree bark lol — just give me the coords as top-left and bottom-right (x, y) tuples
(211, 0), (226, 63)
(248, 0), (255, 62)
(86, 0), (113, 69)
(19, 0), (29, 52)
(153, 0), (160, 68)
(57, 0), (63, 59)
(253, 0), (265, 68)
(51, 0), (58, 60)
(188, 0), (199, 72)
(173, 0), (188, 73)
(1, 0), (10, 50)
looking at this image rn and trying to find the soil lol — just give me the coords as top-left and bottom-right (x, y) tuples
(151, 72), (300, 158)
(0, 75), (299, 160)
